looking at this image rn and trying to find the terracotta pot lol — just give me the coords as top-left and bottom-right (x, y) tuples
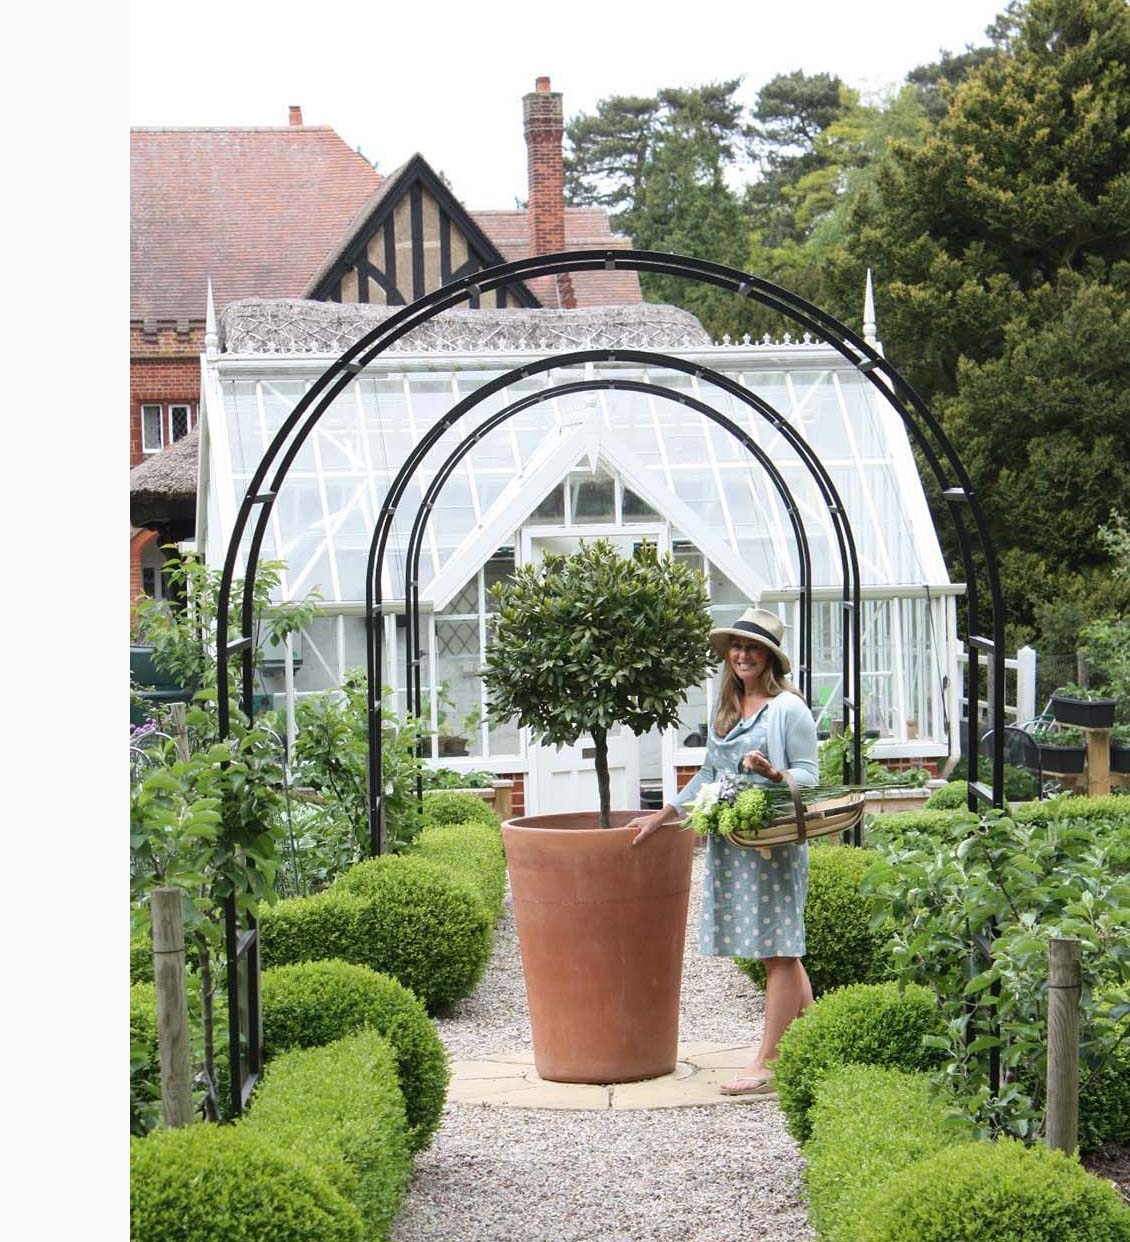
(502, 810), (694, 1084)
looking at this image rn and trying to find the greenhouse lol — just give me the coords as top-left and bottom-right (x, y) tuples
(198, 294), (962, 815)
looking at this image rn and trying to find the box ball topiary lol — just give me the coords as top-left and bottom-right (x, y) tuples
(334, 856), (493, 1010)
(803, 1064), (974, 1241)
(262, 959), (448, 1153)
(845, 1137), (1130, 1242)
(773, 981), (946, 1144)
(924, 779), (970, 810)
(421, 790), (500, 829)
(736, 845), (891, 997)
(244, 1029), (412, 1241)
(130, 1123), (364, 1242)
(259, 856), (493, 1013)
(412, 820), (507, 920)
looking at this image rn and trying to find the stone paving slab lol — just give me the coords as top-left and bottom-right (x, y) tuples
(449, 1042), (777, 1111)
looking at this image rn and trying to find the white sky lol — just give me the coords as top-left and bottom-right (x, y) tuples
(130, 0), (1007, 208)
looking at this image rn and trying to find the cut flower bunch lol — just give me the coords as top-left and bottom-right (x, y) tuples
(688, 773), (861, 840)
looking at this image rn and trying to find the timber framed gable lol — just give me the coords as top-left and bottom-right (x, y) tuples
(306, 153), (540, 309)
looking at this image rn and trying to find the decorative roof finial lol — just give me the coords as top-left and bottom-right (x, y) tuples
(205, 279), (219, 360)
(863, 268), (877, 346)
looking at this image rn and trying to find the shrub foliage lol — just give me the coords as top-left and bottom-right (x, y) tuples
(262, 959), (448, 1152)
(243, 1030), (412, 1241)
(737, 844), (891, 996)
(772, 981), (945, 1144)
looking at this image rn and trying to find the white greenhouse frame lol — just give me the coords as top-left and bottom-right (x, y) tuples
(198, 320), (964, 812)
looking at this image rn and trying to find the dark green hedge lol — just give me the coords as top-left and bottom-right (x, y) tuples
(804, 1065), (973, 1241)
(262, 959), (448, 1152)
(244, 1030), (412, 1241)
(130, 982), (160, 1137)
(420, 790), (500, 829)
(849, 1137), (1130, 1241)
(130, 933), (152, 984)
(773, 981), (946, 1144)
(412, 820), (507, 920)
(130, 1124), (364, 1241)
(736, 845), (891, 997)
(259, 856), (492, 1012)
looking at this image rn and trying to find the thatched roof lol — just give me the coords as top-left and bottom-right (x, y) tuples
(220, 298), (711, 355)
(130, 427), (199, 533)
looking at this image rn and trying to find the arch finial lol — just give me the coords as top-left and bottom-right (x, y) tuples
(863, 268), (877, 346)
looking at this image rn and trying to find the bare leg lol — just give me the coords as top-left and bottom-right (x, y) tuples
(722, 957), (813, 1090)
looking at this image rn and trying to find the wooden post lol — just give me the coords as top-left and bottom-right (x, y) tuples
(168, 702), (190, 765)
(492, 779), (514, 822)
(1084, 727), (1111, 798)
(151, 887), (194, 1128)
(1046, 937), (1081, 1154)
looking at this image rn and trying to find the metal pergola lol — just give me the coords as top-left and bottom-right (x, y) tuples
(214, 250), (1006, 1115)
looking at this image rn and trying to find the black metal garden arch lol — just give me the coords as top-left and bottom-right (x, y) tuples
(370, 361), (866, 856)
(215, 249), (1007, 1114)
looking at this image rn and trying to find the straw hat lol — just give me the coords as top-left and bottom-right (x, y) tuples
(709, 607), (791, 675)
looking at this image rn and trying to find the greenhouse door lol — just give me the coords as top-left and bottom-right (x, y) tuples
(521, 527), (667, 816)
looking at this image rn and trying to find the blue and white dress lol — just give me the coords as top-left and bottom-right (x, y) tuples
(674, 693), (818, 959)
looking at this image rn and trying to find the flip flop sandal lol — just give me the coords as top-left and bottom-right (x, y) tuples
(719, 1076), (776, 1097)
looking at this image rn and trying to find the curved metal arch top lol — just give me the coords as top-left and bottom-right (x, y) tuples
(361, 350), (868, 851)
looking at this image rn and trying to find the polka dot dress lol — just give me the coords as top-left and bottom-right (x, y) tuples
(694, 705), (809, 959)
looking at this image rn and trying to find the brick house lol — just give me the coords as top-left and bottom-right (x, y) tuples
(129, 78), (641, 602)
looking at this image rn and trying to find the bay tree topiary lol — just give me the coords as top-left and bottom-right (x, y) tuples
(482, 538), (712, 827)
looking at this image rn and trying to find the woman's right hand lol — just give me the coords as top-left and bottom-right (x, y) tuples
(626, 809), (671, 847)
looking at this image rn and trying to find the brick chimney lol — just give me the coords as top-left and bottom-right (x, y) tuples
(523, 76), (575, 307)
(288, 105), (303, 126)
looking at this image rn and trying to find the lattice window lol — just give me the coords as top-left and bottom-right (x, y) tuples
(437, 619), (479, 658)
(141, 404), (163, 453)
(448, 578), (479, 616)
(170, 404), (193, 441)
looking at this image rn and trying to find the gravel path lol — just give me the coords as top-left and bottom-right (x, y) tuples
(392, 852), (814, 1242)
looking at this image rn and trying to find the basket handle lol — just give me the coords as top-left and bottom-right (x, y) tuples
(782, 769), (806, 844)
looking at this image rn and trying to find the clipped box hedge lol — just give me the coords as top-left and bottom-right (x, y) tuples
(804, 1065), (973, 1241)
(259, 855), (492, 1013)
(262, 959), (448, 1152)
(130, 1123), (364, 1241)
(244, 1029), (412, 1241)
(773, 981), (946, 1144)
(412, 820), (507, 920)
(421, 790), (501, 830)
(848, 1137), (1130, 1241)
(736, 845), (891, 997)
(130, 981), (160, 1136)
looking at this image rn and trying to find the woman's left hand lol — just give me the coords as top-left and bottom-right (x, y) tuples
(741, 749), (780, 782)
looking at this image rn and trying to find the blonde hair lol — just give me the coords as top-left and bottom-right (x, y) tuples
(712, 653), (802, 737)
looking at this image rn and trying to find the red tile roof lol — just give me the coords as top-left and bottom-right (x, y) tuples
(131, 129), (641, 321)
(473, 208), (642, 306)
(131, 127), (382, 322)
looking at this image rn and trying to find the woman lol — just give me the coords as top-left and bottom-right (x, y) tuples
(626, 606), (818, 1096)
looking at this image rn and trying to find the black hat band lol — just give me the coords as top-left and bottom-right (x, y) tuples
(731, 620), (780, 646)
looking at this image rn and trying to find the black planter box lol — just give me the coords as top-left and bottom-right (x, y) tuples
(1050, 694), (1117, 730)
(1039, 742), (1086, 775)
(1112, 745), (1130, 775)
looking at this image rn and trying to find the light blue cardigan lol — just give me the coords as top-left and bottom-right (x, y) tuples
(674, 690), (819, 809)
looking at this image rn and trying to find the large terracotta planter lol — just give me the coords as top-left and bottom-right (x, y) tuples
(502, 810), (694, 1084)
